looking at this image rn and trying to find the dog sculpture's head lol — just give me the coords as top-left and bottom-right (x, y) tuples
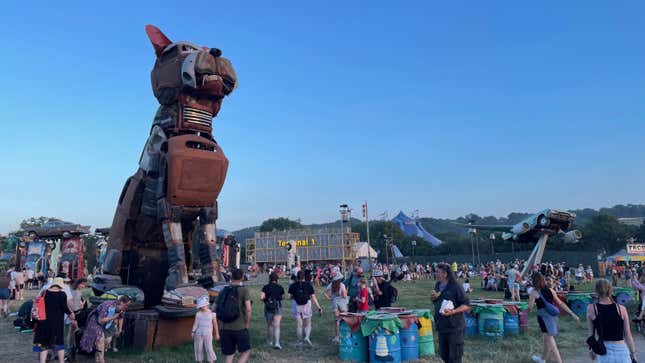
(145, 25), (237, 133)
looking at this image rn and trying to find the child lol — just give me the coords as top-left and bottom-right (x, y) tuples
(462, 279), (472, 294)
(357, 279), (369, 312)
(191, 295), (219, 363)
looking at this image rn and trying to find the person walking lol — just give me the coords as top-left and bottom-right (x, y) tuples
(26, 267), (35, 290)
(288, 270), (322, 346)
(344, 267), (363, 313)
(430, 263), (471, 363)
(0, 268), (10, 317)
(586, 279), (636, 362)
(33, 277), (75, 363)
(260, 272), (284, 349)
(218, 268), (252, 363)
(80, 295), (131, 363)
(192, 295), (219, 363)
(528, 272), (579, 363)
(324, 272), (348, 344)
(506, 264), (521, 302)
(67, 278), (87, 354)
(630, 272), (645, 324)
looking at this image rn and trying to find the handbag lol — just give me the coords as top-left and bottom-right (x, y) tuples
(32, 290), (47, 321)
(586, 304), (607, 355)
(538, 289), (560, 316)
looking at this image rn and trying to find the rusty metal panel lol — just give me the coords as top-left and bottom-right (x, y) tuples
(166, 134), (228, 207)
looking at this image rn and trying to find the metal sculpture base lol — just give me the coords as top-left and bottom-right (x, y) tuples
(520, 233), (549, 279)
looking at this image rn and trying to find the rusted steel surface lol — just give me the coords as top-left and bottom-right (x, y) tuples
(94, 25), (237, 307)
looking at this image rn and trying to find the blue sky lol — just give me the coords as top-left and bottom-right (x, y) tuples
(0, 2), (643, 234)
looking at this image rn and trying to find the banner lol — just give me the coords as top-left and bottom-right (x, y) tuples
(626, 243), (645, 255)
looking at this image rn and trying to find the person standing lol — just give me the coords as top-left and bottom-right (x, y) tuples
(218, 268), (252, 363)
(586, 279), (636, 362)
(288, 270), (322, 346)
(323, 272), (348, 344)
(260, 272), (284, 349)
(0, 269), (10, 317)
(26, 267), (35, 290)
(371, 270), (393, 310)
(33, 277), (75, 363)
(80, 295), (131, 363)
(506, 264), (521, 302)
(528, 272), (579, 363)
(344, 267), (363, 313)
(430, 263), (471, 363)
(356, 279), (370, 312)
(192, 295), (219, 363)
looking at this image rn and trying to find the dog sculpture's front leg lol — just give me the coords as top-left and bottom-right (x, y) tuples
(161, 207), (189, 290)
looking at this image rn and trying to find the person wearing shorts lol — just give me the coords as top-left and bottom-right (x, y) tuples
(288, 270), (322, 346)
(324, 272), (348, 344)
(0, 271), (10, 317)
(260, 272), (284, 349)
(219, 268), (252, 363)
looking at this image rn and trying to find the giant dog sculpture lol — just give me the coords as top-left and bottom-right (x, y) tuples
(93, 25), (237, 306)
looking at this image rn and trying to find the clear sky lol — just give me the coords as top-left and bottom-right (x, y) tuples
(0, 1), (643, 234)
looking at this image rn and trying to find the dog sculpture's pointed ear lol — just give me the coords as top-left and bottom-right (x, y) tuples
(145, 25), (172, 57)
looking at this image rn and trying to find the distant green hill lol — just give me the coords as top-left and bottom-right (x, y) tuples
(232, 204), (645, 243)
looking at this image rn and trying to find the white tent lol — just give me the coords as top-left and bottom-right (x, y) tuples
(354, 242), (378, 259)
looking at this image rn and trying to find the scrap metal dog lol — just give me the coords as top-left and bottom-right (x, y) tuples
(93, 25), (237, 306)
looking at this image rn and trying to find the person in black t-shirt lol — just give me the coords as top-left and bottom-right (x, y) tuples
(371, 270), (392, 309)
(260, 273), (284, 350)
(431, 263), (471, 363)
(287, 271), (322, 346)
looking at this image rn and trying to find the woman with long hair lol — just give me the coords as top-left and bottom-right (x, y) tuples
(587, 279), (636, 362)
(324, 273), (348, 344)
(528, 272), (579, 363)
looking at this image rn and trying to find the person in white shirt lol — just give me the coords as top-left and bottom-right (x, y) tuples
(26, 268), (35, 290)
(462, 279), (472, 294)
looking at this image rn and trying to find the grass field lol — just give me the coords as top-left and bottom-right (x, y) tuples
(2, 277), (639, 363)
(114, 277), (603, 363)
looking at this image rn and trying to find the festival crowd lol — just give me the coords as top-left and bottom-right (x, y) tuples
(0, 258), (643, 363)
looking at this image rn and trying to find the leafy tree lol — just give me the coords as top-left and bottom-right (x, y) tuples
(259, 218), (303, 232)
(20, 216), (56, 229)
(579, 215), (634, 254)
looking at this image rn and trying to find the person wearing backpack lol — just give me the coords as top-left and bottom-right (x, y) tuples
(216, 268), (252, 363)
(528, 272), (579, 363)
(288, 270), (322, 346)
(586, 279), (637, 363)
(260, 272), (284, 350)
(33, 277), (75, 363)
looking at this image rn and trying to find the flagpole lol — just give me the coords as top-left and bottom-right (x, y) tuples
(364, 201), (372, 271)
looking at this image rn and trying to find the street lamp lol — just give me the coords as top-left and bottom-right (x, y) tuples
(489, 233), (496, 255)
(411, 240), (417, 259)
(339, 204), (351, 268)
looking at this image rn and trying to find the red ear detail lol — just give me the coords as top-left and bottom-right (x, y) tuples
(145, 24), (172, 57)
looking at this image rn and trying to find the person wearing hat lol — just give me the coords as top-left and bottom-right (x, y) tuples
(191, 295), (219, 363)
(324, 271), (348, 344)
(79, 294), (131, 363)
(33, 277), (75, 363)
(371, 269), (394, 310)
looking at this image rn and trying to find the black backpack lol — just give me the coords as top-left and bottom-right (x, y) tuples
(265, 296), (279, 312)
(292, 282), (310, 305)
(216, 286), (240, 323)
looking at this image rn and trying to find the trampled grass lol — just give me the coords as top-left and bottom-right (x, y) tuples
(112, 277), (607, 363)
